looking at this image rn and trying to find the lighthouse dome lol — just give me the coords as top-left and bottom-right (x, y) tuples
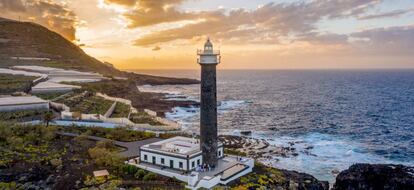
(204, 38), (213, 51)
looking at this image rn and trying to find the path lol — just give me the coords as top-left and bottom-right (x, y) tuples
(57, 132), (161, 158)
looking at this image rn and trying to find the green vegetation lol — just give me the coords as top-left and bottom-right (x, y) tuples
(71, 95), (113, 115)
(230, 162), (286, 190)
(0, 74), (36, 94)
(58, 125), (155, 142)
(0, 110), (48, 121)
(111, 102), (131, 118)
(0, 122), (185, 189)
(43, 111), (55, 127)
(88, 145), (122, 168)
(224, 148), (247, 157)
(130, 112), (164, 126)
(0, 123), (60, 167)
(35, 92), (66, 100)
(58, 93), (113, 115)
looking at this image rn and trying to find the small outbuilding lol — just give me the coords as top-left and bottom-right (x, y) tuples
(93, 170), (110, 178)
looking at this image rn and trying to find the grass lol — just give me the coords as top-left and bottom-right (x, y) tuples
(110, 102), (130, 118)
(130, 112), (164, 126)
(0, 74), (36, 94)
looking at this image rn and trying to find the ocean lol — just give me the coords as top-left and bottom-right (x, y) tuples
(132, 69), (414, 183)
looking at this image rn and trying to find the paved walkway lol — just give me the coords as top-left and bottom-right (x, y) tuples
(57, 132), (162, 158)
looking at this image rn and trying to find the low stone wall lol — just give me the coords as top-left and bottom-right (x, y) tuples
(104, 102), (117, 118)
(50, 102), (70, 112)
(97, 92), (138, 113)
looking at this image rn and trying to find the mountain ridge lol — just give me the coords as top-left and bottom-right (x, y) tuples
(0, 17), (198, 85)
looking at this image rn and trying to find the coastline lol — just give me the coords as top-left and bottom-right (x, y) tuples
(137, 82), (414, 184)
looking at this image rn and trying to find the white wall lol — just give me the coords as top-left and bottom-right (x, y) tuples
(141, 150), (190, 171)
(199, 55), (218, 64)
(218, 147), (224, 158)
(189, 155), (202, 170)
(130, 162), (192, 183)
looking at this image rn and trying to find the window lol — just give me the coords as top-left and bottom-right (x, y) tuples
(152, 156), (156, 164)
(197, 159), (200, 166)
(179, 162), (183, 168)
(161, 158), (165, 164)
(192, 161), (195, 168)
(144, 155), (147, 161)
(218, 150), (221, 157)
(170, 160), (174, 168)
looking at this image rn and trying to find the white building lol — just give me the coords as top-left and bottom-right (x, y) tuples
(129, 136), (253, 190)
(139, 136), (224, 171)
(0, 96), (49, 112)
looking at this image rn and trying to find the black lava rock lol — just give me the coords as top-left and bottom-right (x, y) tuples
(333, 163), (414, 190)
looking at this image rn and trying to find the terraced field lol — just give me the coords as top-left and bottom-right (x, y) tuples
(0, 74), (36, 94)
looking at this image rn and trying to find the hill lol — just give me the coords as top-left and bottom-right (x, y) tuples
(0, 17), (198, 85)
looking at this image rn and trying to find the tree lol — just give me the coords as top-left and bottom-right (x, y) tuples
(43, 111), (55, 127)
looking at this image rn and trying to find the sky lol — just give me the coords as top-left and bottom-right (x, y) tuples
(1, 0), (414, 70)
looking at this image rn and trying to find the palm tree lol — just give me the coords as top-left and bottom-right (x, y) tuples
(43, 111), (55, 127)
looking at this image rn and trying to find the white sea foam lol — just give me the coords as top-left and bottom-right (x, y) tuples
(165, 100), (247, 130)
(242, 132), (414, 183)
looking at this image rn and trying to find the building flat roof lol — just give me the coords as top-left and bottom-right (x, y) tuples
(141, 136), (223, 157)
(0, 96), (48, 106)
(142, 136), (201, 156)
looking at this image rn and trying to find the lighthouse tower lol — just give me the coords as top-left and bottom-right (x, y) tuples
(197, 38), (221, 166)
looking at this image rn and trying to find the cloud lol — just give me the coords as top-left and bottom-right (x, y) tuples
(358, 9), (413, 20)
(298, 32), (349, 45)
(122, 0), (381, 46)
(0, 0), (26, 11)
(0, 0), (78, 41)
(104, 0), (137, 7)
(350, 25), (414, 54)
(152, 46), (161, 51)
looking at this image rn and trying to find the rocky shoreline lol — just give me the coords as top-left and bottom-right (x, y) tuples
(219, 135), (414, 190)
(333, 164), (414, 190)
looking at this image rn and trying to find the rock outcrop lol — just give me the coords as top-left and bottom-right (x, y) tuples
(333, 163), (414, 190)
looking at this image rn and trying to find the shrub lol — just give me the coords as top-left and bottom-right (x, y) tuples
(143, 172), (157, 181)
(0, 182), (17, 189)
(96, 140), (117, 151)
(224, 148), (247, 157)
(88, 147), (122, 168)
(134, 169), (146, 179)
(122, 164), (139, 175)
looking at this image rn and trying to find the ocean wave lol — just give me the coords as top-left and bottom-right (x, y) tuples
(249, 132), (414, 183)
(165, 100), (247, 130)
